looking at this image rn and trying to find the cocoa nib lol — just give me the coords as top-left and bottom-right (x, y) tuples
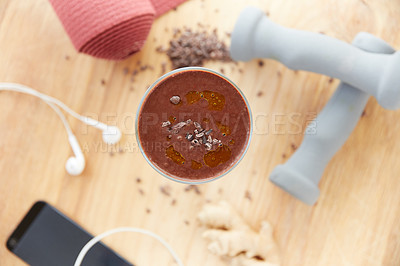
(162, 28), (232, 69)
(160, 185), (171, 196)
(170, 95), (181, 104)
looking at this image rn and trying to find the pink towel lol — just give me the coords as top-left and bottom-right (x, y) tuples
(49, 0), (187, 60)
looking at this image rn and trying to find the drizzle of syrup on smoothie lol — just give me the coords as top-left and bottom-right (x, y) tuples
(168, 116), (176, 123)
(186, 90), (225, 111)
(170, 101), (183, 107)
(203, 145), (231, 168)
(216, 122), (231, 136)
(166, 145), (185, 165)
(191, 160), (203, 170)
(202, 118), (210, 123)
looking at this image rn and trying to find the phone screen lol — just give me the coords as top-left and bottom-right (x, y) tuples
(6, 201), (133, 266)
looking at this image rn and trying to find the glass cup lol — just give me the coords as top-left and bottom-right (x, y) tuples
(135, 67), (253, 184)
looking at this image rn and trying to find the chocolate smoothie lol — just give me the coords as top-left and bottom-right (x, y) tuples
(137, 67), (251, 183)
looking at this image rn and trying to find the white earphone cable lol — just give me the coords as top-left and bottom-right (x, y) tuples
(41, 101), (74, 137)
(0, 82), (121, 175)
(0, 83), (74, 137)
(74, 227), (184, 266)
(0, 83), (93, 125)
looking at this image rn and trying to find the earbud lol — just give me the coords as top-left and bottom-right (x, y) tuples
(0, 82), (122, 176)
(81, 117), (122, 144)
(65, 135), (85, 176)
(102, 126), (122, 145)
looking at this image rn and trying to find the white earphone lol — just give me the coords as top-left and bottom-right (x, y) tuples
(0, 82), (122, 176)
(74, 227), (184, 266)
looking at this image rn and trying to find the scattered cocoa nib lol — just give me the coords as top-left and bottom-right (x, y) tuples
(123, 67), (129, 75)
(170, 121), (187, 133)
(184, 220), (190, 226)
(173, 28), (181, 37)
(291, 143), (297, 150)
(258, 60), (264, 67)
(136, 177), (142, 183)
(245, 190), (252, 201)
(162, 121), (171, 127)
(205, 143), (212, 150)
(196, 132), (204, 138)
(194, 121), (202, 129)
(163, 27), (231, 69)
(186, 133), (194, 141)
(160, 185), (171, 196)
(164, 119), (222, 151)
(161, 62), (167, 74)
(171, 199), (177, 205)
(185, 185), (201, 195)
(138, 188), (145, 195)
(146, 208), (151, 214)
(170, 95), (181, 104)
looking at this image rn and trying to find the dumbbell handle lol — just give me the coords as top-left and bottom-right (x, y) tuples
(269, 33), (395, 205)
(231, 7), (400, 110)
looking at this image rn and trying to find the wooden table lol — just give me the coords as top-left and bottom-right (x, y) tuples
(1, 0), (400, 265)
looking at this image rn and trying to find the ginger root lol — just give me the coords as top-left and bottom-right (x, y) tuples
(198, 201), (280, 266)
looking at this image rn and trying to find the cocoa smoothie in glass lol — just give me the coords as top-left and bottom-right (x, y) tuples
(136, 67), (252, 184)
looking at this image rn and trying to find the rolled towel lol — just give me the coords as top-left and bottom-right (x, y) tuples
(49, 0), (187, 60)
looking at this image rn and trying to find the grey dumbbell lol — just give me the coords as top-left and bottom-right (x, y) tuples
(231, 7), (400, 110)
(230, 7), (396, 205)
(271, 33), (395, 205)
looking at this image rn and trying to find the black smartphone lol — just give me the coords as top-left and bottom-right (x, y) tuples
(6, 201), (134, 266)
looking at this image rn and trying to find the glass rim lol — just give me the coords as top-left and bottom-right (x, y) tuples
(135, 66), (253, 184)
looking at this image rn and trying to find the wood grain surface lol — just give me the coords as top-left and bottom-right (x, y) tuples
(1, 0), (400, 265)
